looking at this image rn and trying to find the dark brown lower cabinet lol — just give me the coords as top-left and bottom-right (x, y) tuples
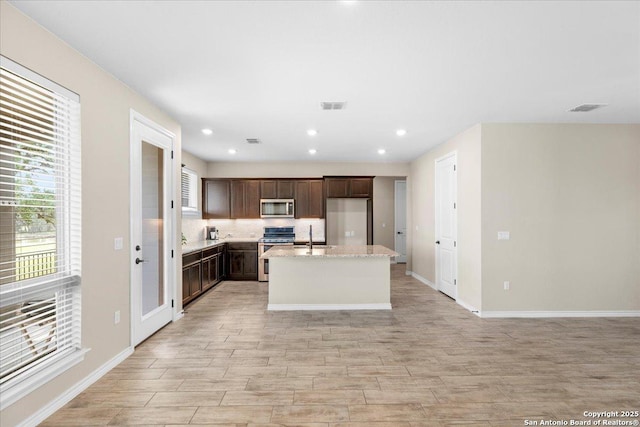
(201, 254), (217, 292)
(227, 242), (258, 280)
(183, 244), (226, 306)
(182, 253), (202, 306)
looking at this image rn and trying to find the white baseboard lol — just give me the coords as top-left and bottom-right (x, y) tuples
(18, 346), (134, 427)
(268, 303), (392, 311)
(410, 271), (437, 290)
(405, 270), (412, 276)
(480, 310), (640, 318)
(456, 299), (481, 316)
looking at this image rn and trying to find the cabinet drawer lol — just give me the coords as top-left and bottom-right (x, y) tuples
(227, 242), (257, 251)
(183, 252), (201, 266)
(202, 247), (217, 259)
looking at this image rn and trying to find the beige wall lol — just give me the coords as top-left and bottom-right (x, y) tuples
(410, 122), (640, 314)
(409, 125), (482, 310)
(1, 3), (181, 425)
(373, 177), (406, 251)
(326, 199), (369, 245)
(481, 124), (640, 312)
(207, 161), (409, 178)
(181, 150), (208, 213)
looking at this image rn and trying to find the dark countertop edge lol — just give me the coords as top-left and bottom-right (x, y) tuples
(182, 238), (259, 255)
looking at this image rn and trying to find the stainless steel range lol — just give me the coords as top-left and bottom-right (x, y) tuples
(258, 226), (295, 282)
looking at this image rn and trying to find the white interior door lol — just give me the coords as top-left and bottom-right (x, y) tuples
(394, 180), (407, 263)
(435, 153), (457, 299)
(131, 113), (174, 346)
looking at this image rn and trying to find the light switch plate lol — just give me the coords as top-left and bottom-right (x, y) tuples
(114, 237), (123, 250)
(497, 231), (510, 240)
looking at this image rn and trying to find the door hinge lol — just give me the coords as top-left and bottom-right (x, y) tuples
(454, 241), (457, 247)
(171, 200), (174, 208)
(453, 164), (456, 171)
(453, 202), (456, 209)
(454, 279), (457, 285)
(171, 299), (174, 308)
(171, 150), (174, 159)
(171, 250), (174, 258)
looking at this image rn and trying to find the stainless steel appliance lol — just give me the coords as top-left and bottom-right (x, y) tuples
(258, 226), (295, 281)
(260, 199), (294, 218)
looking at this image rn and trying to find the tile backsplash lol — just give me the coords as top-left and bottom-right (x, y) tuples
(181, 218), (325, 244)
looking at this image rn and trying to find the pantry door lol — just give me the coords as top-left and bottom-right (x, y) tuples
(130, 111), (174, 346)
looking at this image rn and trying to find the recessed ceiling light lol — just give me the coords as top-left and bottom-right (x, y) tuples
(201, 128), (213, 135)
(377, 149), (386, 155)
(228, 149), (237, 155)
(308, 149), (317, 155)
(396, 129), (407, 136)
(307, 129), (318, 136)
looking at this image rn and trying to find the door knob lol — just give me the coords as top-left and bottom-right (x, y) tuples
(135, 258), (145, 264)
(435, 241), (440, 245)
(135, 245), (141, 251)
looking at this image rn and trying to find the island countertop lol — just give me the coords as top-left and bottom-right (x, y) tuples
(261, 244), (399, 258)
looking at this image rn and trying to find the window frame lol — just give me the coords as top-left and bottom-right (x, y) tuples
(181, 166), (199, 217)
(0, 55), (86, 410)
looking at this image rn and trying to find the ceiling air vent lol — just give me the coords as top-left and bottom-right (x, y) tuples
(569, 104), (607, 112)
(246, 138), (261, 144)
(320, 101), (346, 110)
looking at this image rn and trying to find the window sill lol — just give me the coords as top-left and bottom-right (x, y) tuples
(181, 209), (202, 219)
(0, 348), (90, 410)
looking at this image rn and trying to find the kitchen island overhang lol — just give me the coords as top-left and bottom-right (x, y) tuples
(261, 245), (399, 311)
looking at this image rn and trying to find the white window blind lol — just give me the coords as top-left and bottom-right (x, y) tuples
(181, 167), (197, 211)
(0, 56), (83, 408)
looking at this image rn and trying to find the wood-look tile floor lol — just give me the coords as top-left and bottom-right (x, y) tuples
(41, 265), (640, 426)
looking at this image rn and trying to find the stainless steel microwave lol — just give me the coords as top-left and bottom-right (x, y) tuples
(260, 199), (295, 218)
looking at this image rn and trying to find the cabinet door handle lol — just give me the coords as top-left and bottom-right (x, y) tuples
(135, 258), (146, 264)
(435, 241), (440, 245)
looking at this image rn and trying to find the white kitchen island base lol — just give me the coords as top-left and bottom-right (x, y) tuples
(264, 246), (397, 311)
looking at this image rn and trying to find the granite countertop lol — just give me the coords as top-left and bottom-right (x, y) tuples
(182, 237), (259, 254)
(261, 245), (399, 258)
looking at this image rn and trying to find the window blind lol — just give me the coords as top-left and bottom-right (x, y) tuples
(181, 167), (197, 211)
(0, 56), (82, 406)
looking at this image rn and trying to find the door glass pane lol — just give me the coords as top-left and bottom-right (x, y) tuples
(141, 141), (164, 316)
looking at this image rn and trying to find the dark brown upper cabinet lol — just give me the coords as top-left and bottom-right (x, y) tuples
(324, 177), (373, 198)
(202, 179), (230, 219)
(295, 179), (324, 218)
(261, 180), (295, 199)
(325, 178), (350, 198)
(230, 180), (260, 218)
(350, 178), (374, 198)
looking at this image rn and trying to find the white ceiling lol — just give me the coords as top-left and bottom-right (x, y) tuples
(10, 0), (640, 163)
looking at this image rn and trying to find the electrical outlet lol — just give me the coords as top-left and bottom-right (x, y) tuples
(114, 310), (120, 324)
(503, 281), (510, 290)
(498, 231), (510, 240)
(345, 231), (350, 237)
(114, 237), (123, 250)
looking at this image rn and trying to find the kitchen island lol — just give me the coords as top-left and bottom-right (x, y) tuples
(261, 245), (398, 310)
